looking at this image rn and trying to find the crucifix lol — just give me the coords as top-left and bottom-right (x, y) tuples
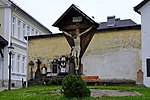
(29, 61), (35, 80)
(60, 23), (93, 73)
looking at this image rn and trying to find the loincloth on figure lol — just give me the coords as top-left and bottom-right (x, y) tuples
(72, 46), (80, 57)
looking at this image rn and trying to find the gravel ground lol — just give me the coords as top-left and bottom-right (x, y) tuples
(51, 89), (140, 97)
(90, 89), (140, 97)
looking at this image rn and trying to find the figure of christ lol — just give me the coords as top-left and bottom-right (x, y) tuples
(60, 25), (93, 70)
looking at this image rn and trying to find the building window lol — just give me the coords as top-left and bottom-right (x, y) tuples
(27, 26), (30, 36)
(22, 56), (25, 73)
(18, 20), (21, 38)
(11, 53), (15, 72)
(35, 30), (38, 35)
(22, 23), (26, 40)
(146, 59), (150, 77)
(17, 55), (20, 72)
(12, 17), (16, 36)
(31, 28), (34, 35)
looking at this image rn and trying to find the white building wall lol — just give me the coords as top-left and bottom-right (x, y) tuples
(0, 2), (4, 87)
(9, 6), (51, 87)
(139, 1), (150, 87)
(0, 0), (51, 87)
(3, 6), (11, 86)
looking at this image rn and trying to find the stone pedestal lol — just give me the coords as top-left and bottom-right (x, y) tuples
(69, 56), (75, 74)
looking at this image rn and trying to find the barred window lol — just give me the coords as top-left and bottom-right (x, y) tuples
(31, 28), (34, 35)
(147, 59), (150, 77)
(17, 55), (20, 72)
(23, 23), (26, 40)
(11, 53), (15, 72)
(18, 20), (21, 38)
(27, 26), (30, 36)
(12, 17), (16, 36)
(22, 56), (25, 73)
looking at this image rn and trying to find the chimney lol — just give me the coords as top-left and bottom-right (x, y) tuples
(107, 16), (116, 27)
(115, 18), (120, 21)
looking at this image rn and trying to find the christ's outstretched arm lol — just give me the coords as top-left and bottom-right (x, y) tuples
(60, 29), (73, 38)
(79, 26), (93, 36)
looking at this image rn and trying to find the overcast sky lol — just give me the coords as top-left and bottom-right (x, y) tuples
(12, 0), (142, 33)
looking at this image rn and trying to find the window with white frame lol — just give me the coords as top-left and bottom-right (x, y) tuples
(18, 20), (21, 38)
(35, 30), (38, 35)
(31, 28), (34, 35)
(17, 54), (20, 72)
(27, 26), (30, 36)
(11, 53), (15, 72)
(12, 16), (16, 36)
(22, 56), (25, 73)
(22, 23), (26, 40)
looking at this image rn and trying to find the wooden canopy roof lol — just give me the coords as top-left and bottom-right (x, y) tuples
(52, 4), (99, 58)
(52, 4), (99, 29)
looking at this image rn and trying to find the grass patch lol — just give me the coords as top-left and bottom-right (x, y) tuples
(0, 85), (150, 100)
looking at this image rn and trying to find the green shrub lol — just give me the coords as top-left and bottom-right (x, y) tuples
(62, 74), (91, 98)
(50, 79), (58, 85)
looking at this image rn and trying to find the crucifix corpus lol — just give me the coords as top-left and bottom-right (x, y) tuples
(60, 23), (94, 72)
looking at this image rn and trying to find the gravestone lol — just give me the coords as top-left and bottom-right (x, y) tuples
(51, 59), (58, 73)
(29, 61), (35, 80)
(59, 56), (67, 73)
(41, 64), (47, 75)
(34, 59), (42, 81)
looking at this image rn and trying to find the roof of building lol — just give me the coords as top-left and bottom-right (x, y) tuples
(9, 0), (52, 33)
(52, 4), (99, 28)
(25, 33), (63, 40)
(98, 19), (139, 30)
(134, 0), (150, 14)
(26, 18), (141, 40)
(0, 35), (8, 48)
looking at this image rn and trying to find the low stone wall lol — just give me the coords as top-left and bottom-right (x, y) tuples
(1, 80), (22, 88)
(100, 79), (136, 86)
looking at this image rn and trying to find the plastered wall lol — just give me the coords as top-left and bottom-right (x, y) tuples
(28, 28), (141, 82)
